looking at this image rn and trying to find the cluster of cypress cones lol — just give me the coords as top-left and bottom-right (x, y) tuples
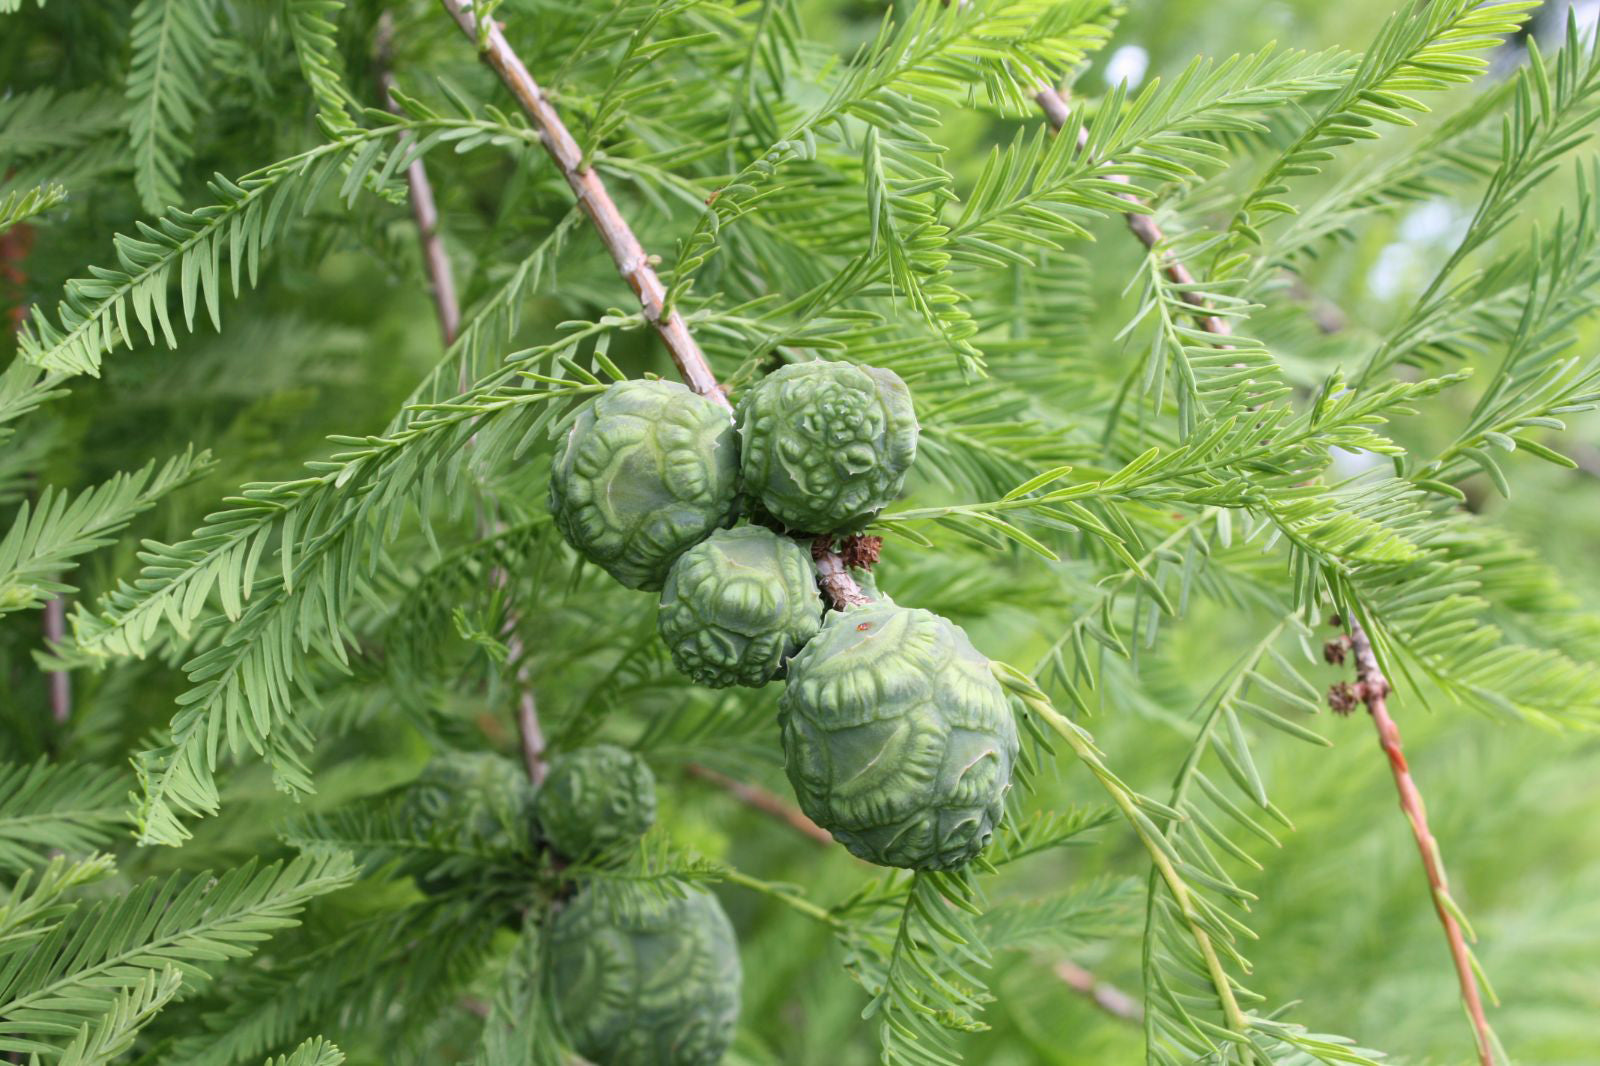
(507, 360), (1022, 1064)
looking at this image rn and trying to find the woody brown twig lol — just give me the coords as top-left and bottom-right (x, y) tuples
(377, 14), (461, 346)
(1327, 620), (1497, 1066)
(441, 0), (869, 610)
(1053, 960), (1144, 1024)
(43, 598), (71, 723)
(380, 13), (547, 783)
(685, 763), (833, 846)
(438, 0), (727, 407)
(1, 220), (32, 334)
(1033, 87), (1233, 338)
(811, 538), (873, 609)
(514, 685), (547, 784)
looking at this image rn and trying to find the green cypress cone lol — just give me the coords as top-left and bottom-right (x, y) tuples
(779, 603), (1018, 870)
(405, 752), (537, 892)
(658, 526), (824, 688)
(535, 745), (656, 862)
(548, 886), (742, 1066)
(736, 361), (918, 533)
(550, 380), (740, 590)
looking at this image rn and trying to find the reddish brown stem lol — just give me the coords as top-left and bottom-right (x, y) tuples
(513, 681), (546, 785)
(1034, 87), (1233, 338)
(1341, 622), (1497, 1066)
(439, 0), (728, 408)
(1053, 960), (1144, 1024)
(811, 539), (872, 610)
(44, 597), (71, 723)
(685, 763), (832, 846)
(496, 569), (545, 784)
(377, 16), (461, 347)
(379, 13), (547, 782)
(1, 220), (32, 333)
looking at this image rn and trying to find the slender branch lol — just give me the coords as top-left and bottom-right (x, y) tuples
(1054, 960), (1144, 1024)
(1327, 621), (1498, 1066)
(1005, 669), (1253, 1037)
(685, 763), (833, 846)
(379, 12), (546, 782)
(0, 220), (31, 335)
(438, 0), (728, 407)
(439, 0), (870, 608)
(377, 15), (460, 346)
(513, 682), (547, 785)
(1033, 87), (1233, 338)
(811, 539), (872, 609)
(719, 866), (843, 927)
(44, 597), (71, 723)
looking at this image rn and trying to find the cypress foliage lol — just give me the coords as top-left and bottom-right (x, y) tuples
(3, 0), (1600, 1063)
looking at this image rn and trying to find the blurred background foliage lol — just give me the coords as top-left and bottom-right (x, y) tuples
(4, 0), (1600, 1063)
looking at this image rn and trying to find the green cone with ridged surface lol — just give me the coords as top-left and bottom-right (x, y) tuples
(547, 886), (742, 1066)
(550, 379), (739, 590)
(535, 745), (656, 862)
(408, 752), (535, 847)
(406, 753), (536, 892)
(736, 361), (917, 533)
(658, 526), (823, 688)
(778, 603), (1018, 870)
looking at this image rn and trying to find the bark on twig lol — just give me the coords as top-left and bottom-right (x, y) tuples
(812, 539), (872, 610)
(1053, 960), (1144, 1024)
(380, 12), (547, 782)
(1328, 621), (1498, 1066)
(1033, 87), (1233, 338)
(377, 14), (461, 346)
(514, 684), (547, 785)
(44, 597), (71, 723)
(0, 220), (32, 334)
(685, 763), (832, 846)
(438, 0), (728, 407)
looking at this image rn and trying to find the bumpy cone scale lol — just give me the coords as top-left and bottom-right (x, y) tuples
(550, 380), (740, 590)
(547, 886), (742, 1066)
(658, 526), (824, 688)
(779, 604), (1019, 870)
(405, 752), (537, 892)
(407, 751), (536, 846)
(737, 360), (918, 533)
(535, 745), (657, 862)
